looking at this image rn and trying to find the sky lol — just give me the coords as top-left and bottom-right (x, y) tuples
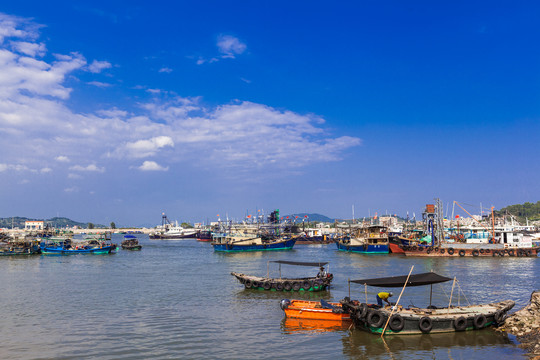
(0, 1), (539, 227)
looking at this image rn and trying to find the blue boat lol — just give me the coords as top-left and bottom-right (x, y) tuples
(336, 225), (389, 254)
(212, 232), (297, 252)
(41, 234), (116, 255)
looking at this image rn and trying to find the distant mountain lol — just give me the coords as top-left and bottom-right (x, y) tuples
(496, 201), (540, 222)
(0, 217), (104, 229)
(288, 213), (336, 223)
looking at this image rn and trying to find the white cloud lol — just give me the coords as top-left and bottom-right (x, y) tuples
(87, 81), (112, 87)
(64, 186), (79, 193)
(0, 13), (361, 181)
(0, 163), (30, 172)
(158, 67), (172, 73)
(68, 173), (82, 179)
(40, 167), (52, 173)
(117, 136), (174, 159)
(87, 59), (111, 73)
(55, 155), (70, 162)
(217, 35), (246, 59)
(10, 41), (46, 57)
(138, 161), (168, 171)
(69, 164), (105, 173)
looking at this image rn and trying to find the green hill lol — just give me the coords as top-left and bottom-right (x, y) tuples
(0, 217), (103, 229)
(495, 201), (540, 222)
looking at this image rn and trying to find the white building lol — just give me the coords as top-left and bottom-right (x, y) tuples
(25, 221), (44, 231)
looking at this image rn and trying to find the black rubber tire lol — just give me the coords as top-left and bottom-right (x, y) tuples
(244, 280), (253, 289)
(367, 310), (385, 328)
(492, 251), (498, 257)
(426, 248), (431, 254)
(459, 249), (466, 257)
(454, 316), (467, 331)
(302, 280), (312, 291)
(479, 249), (484, 254)
(434, 247), (439, 252)
(292, 282), (301, 291)
(283, 281), (292, 291)
(418, 246), (424, 251)
(440, 248), (445, 254)
(508, 249), (515, 257)
(498, 251), (505, 257)
(358, 303), (368, 319)
(447, 248), (455, 255)
(275, 282), (284, 291)
(263, 281), (272, 290)
(389, 314), (405, 332)
(412, 246), (417, 251)
(313, 279), (323, 290)
(527, 250), (533, 257)
(474, 314), (487, 329)
(485, 249), (490, 253)
(472, 250), (479, 257)
(419, 317), (433, 333)
(252, 281), (260, 288)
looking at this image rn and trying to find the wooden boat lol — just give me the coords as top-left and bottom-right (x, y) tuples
(213, 233), (298, 252)
(340, 272), (515, 335)
(121, 235), (142, 250)
(195, 230), (213, 242)
(336, 225), (389, 254)
(231, 260), (333, 292)
(0, 237), (41, 255)
(280, 299), (352, 324)
(41, 234), (116, 255)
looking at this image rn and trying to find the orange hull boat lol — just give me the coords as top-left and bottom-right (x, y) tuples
(281, 299), (352, 323)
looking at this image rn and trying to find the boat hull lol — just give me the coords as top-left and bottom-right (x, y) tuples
(41, 246), (115, 255)
(336, 242), (389, 254)
(213, 238), (296, 252)
(282, 300), (351, 323)
(231, 272), (333, 292)
(403, 245), (539, 257)
(340, 299), (515, 335)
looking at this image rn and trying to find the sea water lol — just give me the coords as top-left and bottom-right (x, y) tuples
(0, 234), (534, 359)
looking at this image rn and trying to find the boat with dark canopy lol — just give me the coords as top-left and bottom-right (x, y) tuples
(340, 271), (515, 335)
(121, 235), (142, 250)
(231, 260), (333, 292)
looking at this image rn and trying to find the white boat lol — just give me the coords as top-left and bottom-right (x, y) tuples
(149, 214), (197, 240)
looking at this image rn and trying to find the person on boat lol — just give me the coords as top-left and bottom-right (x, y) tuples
(376, 291), (393, 307)
(317, 266), (327, 278)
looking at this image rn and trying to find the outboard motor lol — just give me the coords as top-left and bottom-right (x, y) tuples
(280, 299), (291, 310)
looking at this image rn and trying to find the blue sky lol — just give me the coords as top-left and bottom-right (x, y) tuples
(0, 1), (539, 227)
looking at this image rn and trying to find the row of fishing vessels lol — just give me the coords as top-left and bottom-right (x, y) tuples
(0, 233), (142, 255)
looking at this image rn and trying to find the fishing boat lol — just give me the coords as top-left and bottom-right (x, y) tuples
(231, 260), (333, 291)
(280, 299), (352, 324)
(121, 235), (142, 250)
(0, 236), (41, 255)
(149, 213), (197, 239)
(195, 229), (213, 242)
(336, 225), (389, 254)
(41, 233), (116, 255)
(340, 272), (515, 335)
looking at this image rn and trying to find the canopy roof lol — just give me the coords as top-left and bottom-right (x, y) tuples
(270, 260), (328, 267)
(350, 272), (452, 287)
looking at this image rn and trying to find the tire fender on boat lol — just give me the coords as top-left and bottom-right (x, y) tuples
(447, 248), (455, 255)
(244, 280), (253, 289)
(454, 316), (467, 331)
(275, 282), (284, 291)
(419, 316), (433, 333)
(358, 303), (369, 319)
(472, 250), (479, 257)
(389, 314), (405, 332)
(367, 310), (385, 328)
(473, 314), (487, 329)
(508, 249), (515, 257)
(458, 249), (466, 257)
(283, 281), (292, 291)
(302, 280), (312, 291)
(263, 281), (272, 290)
(292, 282), (301, 291)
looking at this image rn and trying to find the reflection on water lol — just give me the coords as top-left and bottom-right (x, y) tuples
(341, 329), (515, 358)
(281, 317), (351, 334)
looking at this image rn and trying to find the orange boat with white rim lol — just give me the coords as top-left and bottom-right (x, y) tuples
(280, 299), (352, 324)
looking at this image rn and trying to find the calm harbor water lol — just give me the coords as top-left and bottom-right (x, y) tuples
(1, 234), (537, 359)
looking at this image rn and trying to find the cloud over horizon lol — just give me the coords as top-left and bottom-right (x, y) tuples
(0, 13), (361, 183)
